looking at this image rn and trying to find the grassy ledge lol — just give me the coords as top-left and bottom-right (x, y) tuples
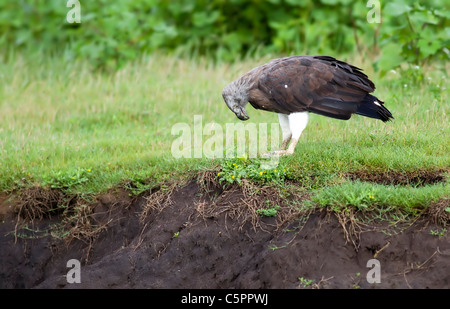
(0, 53), (449, 216)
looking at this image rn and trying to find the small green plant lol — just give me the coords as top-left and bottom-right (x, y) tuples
(268, 244), (287, 251)
(350, 272), (362, 289)
(256, 204), (280, 217)
(430, 228), (447, 237)
(298, 277), (314, 289)
(124, 170), (153, 196)
(217, 158), (291, 186)
(173, 231), (179, 238)
(42, 168), (92, 190)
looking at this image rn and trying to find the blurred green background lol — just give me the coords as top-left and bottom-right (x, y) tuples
(0, 0), (448, 71)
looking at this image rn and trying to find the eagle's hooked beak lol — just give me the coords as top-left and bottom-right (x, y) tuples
(235, 106), (249, 121)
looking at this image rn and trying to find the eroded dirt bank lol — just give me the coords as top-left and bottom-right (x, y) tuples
(0, 179), (449, 289)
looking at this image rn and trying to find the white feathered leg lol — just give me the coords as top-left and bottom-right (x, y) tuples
(273, 112), (309, 156)
(278, 113), (292, 149)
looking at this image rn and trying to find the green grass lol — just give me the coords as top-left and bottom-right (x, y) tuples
(311, 181), (449, 218)
(0, 52), (449, 214)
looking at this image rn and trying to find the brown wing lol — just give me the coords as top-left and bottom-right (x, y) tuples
(252, 55), (375, 120)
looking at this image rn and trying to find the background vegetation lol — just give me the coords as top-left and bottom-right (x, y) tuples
(0, 0), (448, 71)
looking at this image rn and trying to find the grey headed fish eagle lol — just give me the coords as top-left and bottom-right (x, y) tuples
(222, 55), (393, 156)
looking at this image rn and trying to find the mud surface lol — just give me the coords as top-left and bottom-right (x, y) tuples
(345, 169), (447, 186)
(0, 180), (449, 289)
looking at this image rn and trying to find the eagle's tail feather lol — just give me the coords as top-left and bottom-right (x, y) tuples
(356, 94), (393, 122)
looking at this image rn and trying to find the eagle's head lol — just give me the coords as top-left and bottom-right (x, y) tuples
(222, 81), (250, 121)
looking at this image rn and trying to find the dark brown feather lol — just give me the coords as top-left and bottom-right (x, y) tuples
(247, 55), (377, 120)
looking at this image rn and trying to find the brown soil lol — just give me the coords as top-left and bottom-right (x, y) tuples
(0, 177), (449, 289)
(345, 169), (447, 186)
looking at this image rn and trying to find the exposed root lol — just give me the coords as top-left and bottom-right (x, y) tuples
(400, 250), (439, 289)
(13, 187), (74, 243)
(426, 198), (450, 226)
(12, 187), (114, 262)
(195, 177), (309, 233)
(14, 187), (71, 221)
(196, 170), (221, 194)
(333, 208), (368, 251)
(311, 276), (334, 289)
(61, 201), (112, 262)
(139, 182), (177, 224)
